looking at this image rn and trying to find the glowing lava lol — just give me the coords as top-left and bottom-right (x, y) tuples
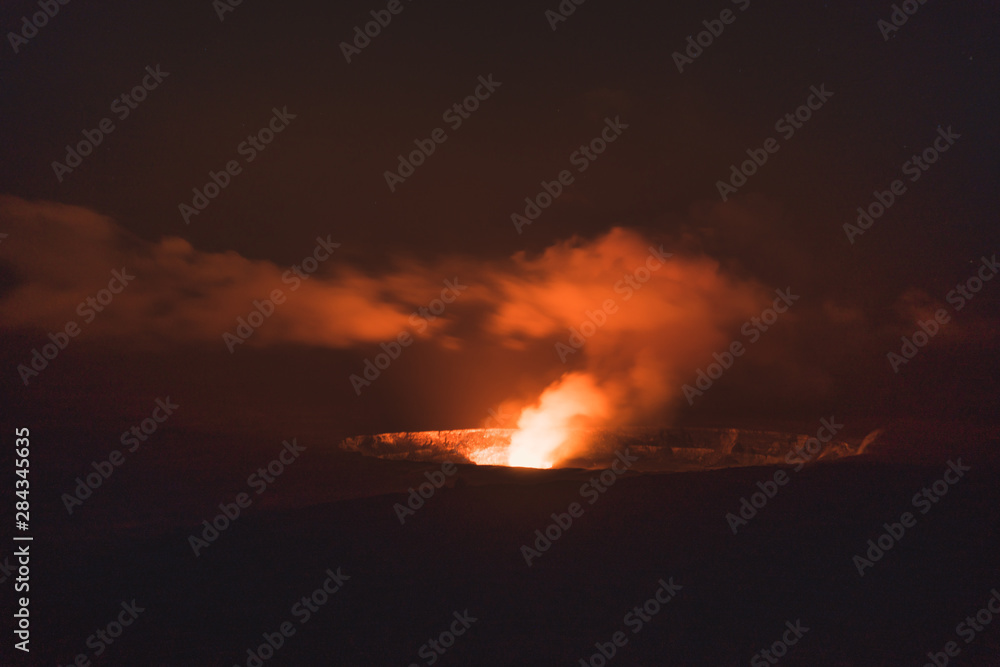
(506, 373), (611, 468)
(340, 425), (878, 471)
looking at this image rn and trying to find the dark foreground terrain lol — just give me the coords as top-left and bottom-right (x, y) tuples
(8, 422), (1000, 666)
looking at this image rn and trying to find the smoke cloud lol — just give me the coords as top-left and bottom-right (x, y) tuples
(0, 196), (462, 349)
(7, 195), (986, 462)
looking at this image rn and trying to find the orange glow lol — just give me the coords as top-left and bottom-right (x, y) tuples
(506, 372), (611, 468)
(340, 425), (878, 471)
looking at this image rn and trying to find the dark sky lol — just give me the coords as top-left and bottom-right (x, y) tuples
(2, 0), (998, 440)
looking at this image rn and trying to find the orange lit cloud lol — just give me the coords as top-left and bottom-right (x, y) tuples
(7, 195), (987, 467)
(0, 196), (460, 349)
(0, 198), (775, 465)
(478, 228), (773, 464)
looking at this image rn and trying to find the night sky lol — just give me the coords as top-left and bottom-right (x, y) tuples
(1, 0), (998, 438)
